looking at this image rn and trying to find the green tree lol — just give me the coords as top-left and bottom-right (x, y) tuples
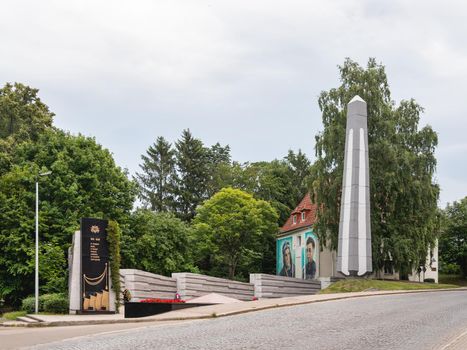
(39, 243), (68, 294)
(440, 197), (467, 277)
(193, 188), (278, 280)
(286, 149), (312, 204)
(207, 142), (231, 165)
(0, 165), (36, 303)
(135, 136), (177, 212)
(121, 210), (197, 275)
(232, 155), (312, 226)
(249, 161), (296, 225)
(312, 58), (439, 277)
(0, 130), (136, 305)
(206, 143), (232, 198)
(0, 83), (55, 174)
(0, 82), (54, 141)
(175, 129), (210, 221)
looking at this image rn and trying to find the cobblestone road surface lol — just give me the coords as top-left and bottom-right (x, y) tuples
(29, 290), (467, 350)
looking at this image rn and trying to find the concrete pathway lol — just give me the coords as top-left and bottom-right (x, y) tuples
(2, 287), (465, 328)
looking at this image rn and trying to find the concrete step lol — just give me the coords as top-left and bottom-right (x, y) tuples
(25, 314), (45, 322)
(16, 315), (44, 323)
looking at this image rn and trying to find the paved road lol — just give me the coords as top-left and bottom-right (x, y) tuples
(18, 291), (467, 349)
(0, 321), (192, 350)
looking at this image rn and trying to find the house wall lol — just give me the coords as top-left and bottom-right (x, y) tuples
(408, 242), (439, 283)
(277, 227), (322, 279)
(276, 231), (438, 283)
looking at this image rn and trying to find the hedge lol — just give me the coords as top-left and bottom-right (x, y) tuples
(21, 293), (69, 314)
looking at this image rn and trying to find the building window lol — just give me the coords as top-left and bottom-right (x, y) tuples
(293, 215), (297, 224)
(301, 212), (306, 221)
(298, 235), (302, 246)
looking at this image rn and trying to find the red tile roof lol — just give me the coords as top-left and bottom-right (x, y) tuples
(280, 193), (317, 234)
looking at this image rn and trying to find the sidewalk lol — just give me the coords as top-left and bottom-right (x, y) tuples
(441, 329), (467, 350)
(2, 287), (466, 328)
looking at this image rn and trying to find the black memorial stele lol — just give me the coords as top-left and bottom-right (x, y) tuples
(80, 218), (114, 314)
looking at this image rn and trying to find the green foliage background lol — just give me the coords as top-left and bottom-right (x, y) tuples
(439, 197), (467, 277)
(136, 130), (312, 228)
(122, 210), (198, 275)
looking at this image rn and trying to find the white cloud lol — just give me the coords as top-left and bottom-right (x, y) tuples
(1, 0), (467, 205)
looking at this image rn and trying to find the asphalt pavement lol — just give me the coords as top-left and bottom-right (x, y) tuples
(21, 290), (467, 350)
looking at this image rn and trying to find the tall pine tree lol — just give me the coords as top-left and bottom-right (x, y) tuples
(206, 142), (232, 198)
(285, 149), (312, 204)
(135, 136), (177, 212)
(175, 129), (210, 221)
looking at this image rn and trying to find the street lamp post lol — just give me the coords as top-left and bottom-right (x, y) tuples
(35, 171), (51, 314)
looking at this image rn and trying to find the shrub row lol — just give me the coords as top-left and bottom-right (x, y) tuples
(21, 293), (69, 314)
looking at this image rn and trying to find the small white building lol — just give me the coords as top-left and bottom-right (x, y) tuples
(276, 193), (438, 283)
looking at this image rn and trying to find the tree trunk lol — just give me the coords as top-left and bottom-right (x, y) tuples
(228, 258), (237, 280)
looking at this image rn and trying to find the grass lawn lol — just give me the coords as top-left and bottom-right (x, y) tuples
(439, 274), (467, 287)
(320, 278), (460, 294)
(1, 310), (27, 321)
(0, 310), (67, 322)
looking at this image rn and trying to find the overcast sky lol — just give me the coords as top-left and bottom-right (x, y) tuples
(1, 0), (466, 207)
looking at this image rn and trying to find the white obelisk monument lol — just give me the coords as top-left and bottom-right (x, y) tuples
(337, 95), (372, 277)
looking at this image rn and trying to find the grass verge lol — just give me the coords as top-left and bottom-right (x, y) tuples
(2, 310), (27, 320)
(320, 279), (460, 294)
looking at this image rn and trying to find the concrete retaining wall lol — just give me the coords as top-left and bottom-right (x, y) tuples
(119, 270), (323, 302)
(120, 269), (177, 301)
(250, 274), (321, 298)
(172, 273), (255, 301)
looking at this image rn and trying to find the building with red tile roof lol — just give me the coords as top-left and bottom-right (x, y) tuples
(276, 192), (336, 281)
(279, 192), (317, 235)
(276, 193), (439, 283)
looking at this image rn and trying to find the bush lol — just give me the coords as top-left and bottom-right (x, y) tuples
(40, 294), (56, 311)
(21, 296), (36, 313)
(424, 278), (435, 283)
(439, 263), (461, 275)
(21, 293), (69, 314)
(43, 294), (69, 314)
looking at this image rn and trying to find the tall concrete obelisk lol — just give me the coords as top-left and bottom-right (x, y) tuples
(337, 95), (372, 277)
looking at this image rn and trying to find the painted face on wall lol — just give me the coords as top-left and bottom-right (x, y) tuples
(277, 237), (295, 277)
(284, 247), (291, 268)
(307, 243), (314, 262)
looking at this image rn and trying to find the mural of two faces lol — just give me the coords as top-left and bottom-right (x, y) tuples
(277, 231), (318, 279)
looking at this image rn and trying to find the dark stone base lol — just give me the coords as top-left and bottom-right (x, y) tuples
(78, 310), (116, 315)
(124, 302), (212, 318)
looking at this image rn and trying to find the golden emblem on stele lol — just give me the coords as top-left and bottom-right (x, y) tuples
(90, 225), (100, 234)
